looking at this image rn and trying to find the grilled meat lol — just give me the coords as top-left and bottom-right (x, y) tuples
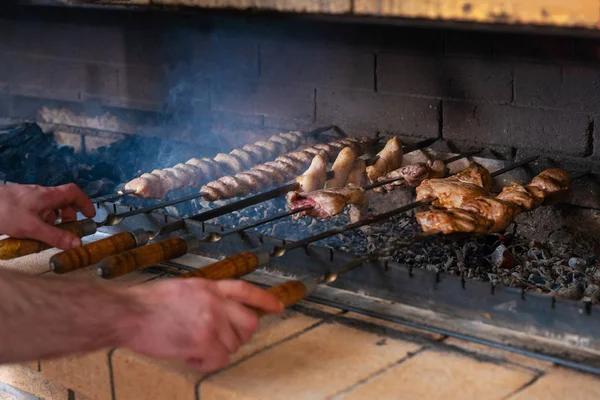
(296, 151), (328, 193)
(286, 187), (368, 223)
(124, 131), (306, 199)
(415, 209), (493, 235)
(416, 168), (571, 235)
(347, 159), (368, 188)
(415, 161), (492, 208)
(366, 137), (403, 184)
(496, 183), (544, 211)
(417, 181), (489, 209)
(326, 147), (358, 188)
(200, 137), (374, 201)
(528, 168), (573, 204)
(378, 160), (447, 190)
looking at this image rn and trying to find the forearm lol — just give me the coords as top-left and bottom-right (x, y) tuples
(0, 270), (144, 363)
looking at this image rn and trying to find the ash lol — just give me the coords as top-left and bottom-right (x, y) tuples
(183, 196), (600, 303)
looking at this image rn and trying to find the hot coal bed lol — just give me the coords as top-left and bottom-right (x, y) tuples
(3, 122), (599, 303)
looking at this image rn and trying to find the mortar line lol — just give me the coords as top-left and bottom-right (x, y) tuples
(500, 371), (546, 400)
(313, 88), (318, 123)
(107, 348), (118, 400)
(195, 310), (347, 394)
(326, 346), (429, 400)
(373, 53), (378, 93)
(586, 117), (594, 157)
(438, 100), (444, 138)
(256, 42), (261, 78)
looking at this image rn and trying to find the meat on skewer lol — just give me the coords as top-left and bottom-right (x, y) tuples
(124, 131), (306, 199)
(416, 168), (571, 235)
(377, 159), (447, 190)
(415, 161), (492, 208)
(295, 151), (328, 193)
(287, 187), (368, 223)
(326, 147), (358, 188)
(347, 159), (368, 188)
(366, 137), (403, 184)
(200, 137), (374, 201)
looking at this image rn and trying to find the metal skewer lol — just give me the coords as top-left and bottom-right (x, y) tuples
(47, 138), (442, 273)
(159, 156), (539, 283)
(94, 151), (509, 280)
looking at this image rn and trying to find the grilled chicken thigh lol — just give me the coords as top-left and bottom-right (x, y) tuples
(416, 168), (571, 236)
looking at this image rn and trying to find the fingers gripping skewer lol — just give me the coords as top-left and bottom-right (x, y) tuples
(0, 191), (209, 261)
(0, 219), (97, 261)
(95, 153), (521, 280)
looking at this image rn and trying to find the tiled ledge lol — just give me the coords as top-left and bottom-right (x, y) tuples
(1, 249), (600, 399)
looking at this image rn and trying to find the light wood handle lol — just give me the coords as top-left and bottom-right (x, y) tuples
(179, 252), (259, 280)
(0, 219), (97, 260)
(50, 232), (139, 274)
(96, 237), (188, 279)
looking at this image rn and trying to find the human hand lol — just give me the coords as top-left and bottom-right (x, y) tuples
(0, 183), (95, 249)
(122, 278), (285, 372)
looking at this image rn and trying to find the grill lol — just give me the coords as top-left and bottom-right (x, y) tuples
(2, 1), (600, 394)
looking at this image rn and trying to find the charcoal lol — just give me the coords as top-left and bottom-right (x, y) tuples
(490, 245), (515, 269)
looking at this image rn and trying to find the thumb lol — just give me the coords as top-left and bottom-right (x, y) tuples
(25, 217), (81, 250)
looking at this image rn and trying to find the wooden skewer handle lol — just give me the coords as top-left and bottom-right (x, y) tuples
(96, 236), (190, 279)
(50, 230), (148, 274)
(179, 251), (267, 280)
(0, 219), (97, 260)
(253, 280), (309, 317)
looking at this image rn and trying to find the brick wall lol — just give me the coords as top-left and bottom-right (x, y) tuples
(1, 6), (600, 168)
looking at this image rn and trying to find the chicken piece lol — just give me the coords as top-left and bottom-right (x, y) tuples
(215, 153), (245, 173)
(173, 163), (202, 187)
(280, 132), (305, 148)
(241, 169), (272, 187)
(496, 183), (544, 211)
(124, 173), (165, 199)
(449, 161), (493, 190)
(416, 180), (488, 209)
(264, 161), (296, 180)
(151, 169), (181, 194)
(275, 155), (305, 171)
(286, 188), (368, 221)
(296, 151), (328, 192)
(366, 137), (403, 184)
(528, 168), (572, 204)
(234, 172), (259, 188)
(269, 135), (294, 151)
(186, 158), (222, 180)
(286, 151), (314, 164)
(326, 147), (358, 188)
(313, 143), (337, 160)
(165, 166), (192, 188)
(229, 148), (255, 167)
(460, 197), (521, 232)
(347, 159), (368, 188)
(256, 140), (285, 156)
(248, 164), (283, 186)
(379, 159), (447, 191)
(302, 147), (323, 158)
(242, 143), (272, 161)
(416, 209), (493, 235)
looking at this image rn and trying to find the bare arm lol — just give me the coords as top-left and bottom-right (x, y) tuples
(0, 269), (141, 363)
(0, 270), (283, 371)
